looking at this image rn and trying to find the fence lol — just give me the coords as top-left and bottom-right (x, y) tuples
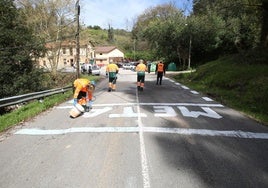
(0, 86), (72, 108)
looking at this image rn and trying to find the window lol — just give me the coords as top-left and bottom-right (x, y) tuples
(62, 48), (66, 54)
(70, 59), (74, 66)
(70, 48), (73, 55)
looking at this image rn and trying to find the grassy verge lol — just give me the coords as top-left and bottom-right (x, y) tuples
(172, 56), (268, 126)
(0, 75), (101, 133)
(0, 90), (72, 132)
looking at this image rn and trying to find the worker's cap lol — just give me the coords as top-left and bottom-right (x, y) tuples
(90, 80), (96, 86)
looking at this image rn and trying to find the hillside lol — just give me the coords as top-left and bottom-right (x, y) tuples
(82, 28), (133, 52)
(172, 55), (268, 126)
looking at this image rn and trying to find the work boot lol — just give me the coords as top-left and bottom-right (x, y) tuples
(108, 87), (112, 92)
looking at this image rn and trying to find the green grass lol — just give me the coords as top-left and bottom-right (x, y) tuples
(0, 75), (101, 133)
(0, 90), (73, 132)
(173, 56), (268, 126)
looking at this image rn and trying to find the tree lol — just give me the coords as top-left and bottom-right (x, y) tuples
(0, 0), (45, 98)
(193, 0), (266, 52)
(16, 0), (77, 75)
(108, 24), (114, 43)
(259, 0), (268, 48)
(132, 3), (185, 65)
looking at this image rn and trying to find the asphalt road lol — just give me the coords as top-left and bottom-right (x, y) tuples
(0, 69), (268, 188)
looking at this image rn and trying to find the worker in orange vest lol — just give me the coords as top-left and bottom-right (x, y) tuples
(156, 61), (166, 85)
(136, 59), (147, 91)
(106, 60), (119, 92)
(73, 78), (95, 112)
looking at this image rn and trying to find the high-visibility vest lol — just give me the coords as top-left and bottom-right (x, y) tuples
(73, 78), (92, 100)
(157, 63), (164, 72)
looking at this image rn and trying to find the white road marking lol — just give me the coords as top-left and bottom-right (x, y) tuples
(136, 88), (151, 188)
(83, 107), (112, 117)
(154, 106), (177, 117)
(190, 90), (199, 94)
(181, 85), (190, 90)
(56, 103), (224, 108)
(109, 106), (147, 118)
(14, 127), (268, 139)
(178, 107), (222, 119)
(203, 97), (214, 101)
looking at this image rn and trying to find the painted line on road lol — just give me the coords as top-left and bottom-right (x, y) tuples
(203, 97), (214, 102)
(136, 86), (151, 188)
(14, 127), (268, 139)
(190, 90), (199, 94)
(56, 103), (224, 109)
(181, 85), (190, 90)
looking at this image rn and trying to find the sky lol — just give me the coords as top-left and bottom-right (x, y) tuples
(79, 0), (193, 30)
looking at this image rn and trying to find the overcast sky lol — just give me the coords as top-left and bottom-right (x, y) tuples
(79, 0), (193, 30)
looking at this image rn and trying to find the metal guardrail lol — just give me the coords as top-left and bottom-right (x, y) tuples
(0, 86), (73, 108)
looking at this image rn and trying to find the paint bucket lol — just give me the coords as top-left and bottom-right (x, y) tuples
(69, 103), (85, 118)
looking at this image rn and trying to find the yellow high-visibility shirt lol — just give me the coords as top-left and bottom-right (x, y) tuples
(136, 63), (147, 72)
(73, 78), (92, 99)
(106, 63), (119, 73)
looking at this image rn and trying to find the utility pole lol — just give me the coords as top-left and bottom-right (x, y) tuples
(185, 23), (191, 70)
(75, 0), (80, 78)
(188, 35), (191, 70)
(133, 38), (136, 61)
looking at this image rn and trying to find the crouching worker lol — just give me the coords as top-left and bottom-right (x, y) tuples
(70, 78), (95, 118)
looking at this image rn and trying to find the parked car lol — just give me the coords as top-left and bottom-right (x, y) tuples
(91, 65), (101, 76)
(130, 62), (138, 71)
(80, 63), (92, 74)
(123, 63), (132, 70)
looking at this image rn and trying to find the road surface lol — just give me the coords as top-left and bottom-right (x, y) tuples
(0, 69), (268, 188)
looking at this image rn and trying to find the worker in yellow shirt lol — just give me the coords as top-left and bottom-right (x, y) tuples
(106, 60), (119, 92)
(73, 78), (95, 112)
(136, 59), (147, 91)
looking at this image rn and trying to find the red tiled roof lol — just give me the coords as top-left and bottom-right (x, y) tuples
(94, 46), (117, 53)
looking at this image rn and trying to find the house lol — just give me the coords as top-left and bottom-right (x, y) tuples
(38, 41), (124, 70)
(38, 40), (94, 70)
(94, 46), (124, 67)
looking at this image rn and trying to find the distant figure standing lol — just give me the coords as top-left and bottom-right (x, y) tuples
(147, 62), (151, 73)
(136, 59), (147, 91)
(155, 61), (165, 85)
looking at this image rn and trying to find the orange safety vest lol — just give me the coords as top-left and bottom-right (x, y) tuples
(157, 63), (164, 72)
